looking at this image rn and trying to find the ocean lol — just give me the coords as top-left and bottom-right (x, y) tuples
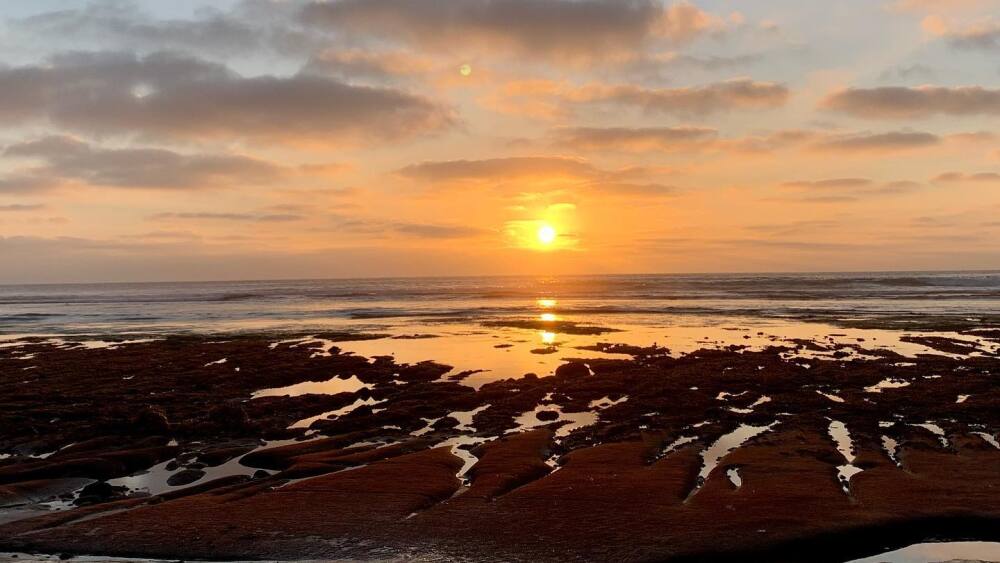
(3, 271), (1000, 334)
(3, 271), (999, 388)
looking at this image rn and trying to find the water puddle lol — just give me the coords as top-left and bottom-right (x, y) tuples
(726, 467), (742, 488)
(687, 422), (777, 500)
(289, 397), (386, 429)
(510, 404), (599, 438)
(449, 405), (491, 432)
(434, 435), (490, 482)
(828, 420), (863, 495)
(654, 435), (699, 461)
(410, 417), (441, 437)
(911, 422), (949, 448)
(588, 396), (628, 410)
(864, 378), (911, 393)
(728, 395), (771, 414)
(972, 432), (999, 449)
(252, 374), (370, 399)
(847, 541), (1000, 563)
(881, 435), (901, 467)
(817, 390), (846, 403)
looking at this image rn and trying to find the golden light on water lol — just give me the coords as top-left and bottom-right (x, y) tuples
(537, 298), (557, 308)
(540, 331), (556, 344)
(540, 312), (557, 321)
(537, 224), (557, 245)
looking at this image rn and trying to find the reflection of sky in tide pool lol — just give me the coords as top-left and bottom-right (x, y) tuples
(3, 297), (995, 390)
(0, 297), (998, 394)
(328, 303), (995, 389)
(847, 541), (1000, 563)
(3, 284), (998, 391)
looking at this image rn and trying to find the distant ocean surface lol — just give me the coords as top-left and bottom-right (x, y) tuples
(2, 271), (999, 336)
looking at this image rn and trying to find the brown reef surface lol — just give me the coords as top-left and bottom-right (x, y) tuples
(0, 332), (998, 562)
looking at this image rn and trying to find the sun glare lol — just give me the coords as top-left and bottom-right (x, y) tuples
(537, 224), (557, 245)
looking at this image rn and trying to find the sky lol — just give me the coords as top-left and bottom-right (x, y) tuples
(1, 0), (999, 283)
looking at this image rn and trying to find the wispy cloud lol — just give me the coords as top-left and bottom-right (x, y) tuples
(549, 126), (718, 151)
(2, 136), (285, 191)
(932, 171), (1000, 183)
(809, 131), (940, 152)
(151, 212), (304, 222)
(823, 85), (1000, 118)
(491, 78), (789, 119)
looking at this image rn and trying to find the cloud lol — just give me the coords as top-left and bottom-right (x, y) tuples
(823, 85), (1000, 118)
(0, 203), (45, 212)
(549, 126), (718, 151)
(392, 223), (488, 239)
(590, 182), (677, 198)
(777, 177), (922, 202)
(491, 78), (789, 119)
(744, 220), (842, 237)
(878, 63), (936, 82)
(810, 131), (940, 152)
(301, 0), (724, 65)
(546, 126), (967, 158)
(2, 136), (285, 191)
(121, 230), (203, 242)
(324, 214), (489, 239)
(932, 171), (1000, 183)
(619, 52), (765, 82)
(922, 15), (1000, 50)
(890, 0), (989, 12)
(0, 51), (454, 145)
(303, 49), (435, 83)
(719, 129), (822, 154)
(617, 79), (786, 114)
(151, 212), (303, 222)
(11, 0), (319, 57)
(397, 156), (600, 183)
(579, 78), (789, 116)
(397, 155), (677, 198)
(783, 178), (874, 189)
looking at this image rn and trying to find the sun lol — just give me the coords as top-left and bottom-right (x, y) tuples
(537, 224), (557, 245)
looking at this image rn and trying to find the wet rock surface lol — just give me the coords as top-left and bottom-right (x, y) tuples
(0, 333), (998, 562)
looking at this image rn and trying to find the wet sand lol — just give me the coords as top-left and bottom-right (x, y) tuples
(0, 330), (998, 562)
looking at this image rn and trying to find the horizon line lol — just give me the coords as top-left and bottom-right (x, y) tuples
(2, 268), (998, 288)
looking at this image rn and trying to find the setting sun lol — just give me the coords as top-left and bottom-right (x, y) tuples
(537, 224), (557, 245)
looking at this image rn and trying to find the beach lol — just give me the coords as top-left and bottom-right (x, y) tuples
(1, 273), (999, 562)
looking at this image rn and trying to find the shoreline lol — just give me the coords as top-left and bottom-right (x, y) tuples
(1, 331), (998, 562)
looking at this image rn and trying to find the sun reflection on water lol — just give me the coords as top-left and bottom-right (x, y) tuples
(540, 331), (556, 344)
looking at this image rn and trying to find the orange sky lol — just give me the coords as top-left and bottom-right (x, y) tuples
(1, 0), (999, 282)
